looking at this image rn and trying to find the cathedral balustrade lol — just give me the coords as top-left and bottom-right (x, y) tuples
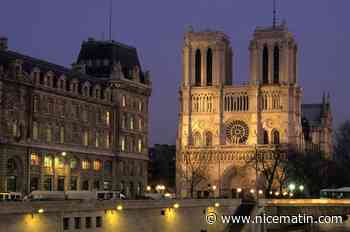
(191, 93), (215, 113)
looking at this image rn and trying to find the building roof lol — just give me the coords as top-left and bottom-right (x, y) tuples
(77, 38), (144, 82)
(0, 49), (105, 85)
(301, 104), (324, 127)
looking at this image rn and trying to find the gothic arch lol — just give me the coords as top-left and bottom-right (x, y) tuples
(262, 45), (269, 84)
(204, 131), (213, 147)
(195, 49), (201, 86)
(192, 132), (202, 147)
(206, 48), (213, 86)
(272, 129), (280, 145)
(263, 129), (269, 144)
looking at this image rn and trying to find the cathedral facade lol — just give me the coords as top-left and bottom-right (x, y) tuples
(176, 23), (332, 198)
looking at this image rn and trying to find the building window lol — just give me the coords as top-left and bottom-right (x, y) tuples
(106, 132), (110, 148)
(96, 216), (102, 228)
(83, 130), (89, 146)
(262, 45), (269, 84)
(85, 217), (92, 229)
(121, 137), (125, 152)
(130, 116), (134, 130)
(82, 180), (89, 190)
(33, 96), (39, 113)
(31, 153), (40, 166)
(82, 108), (88, 122)
(95, 131), (99, 147)
(206, 48), (213, 86)
(195, 49), (201, 86)
(93, 180), (100, 190)
(138, 139), (142, 153)
(63, 218), (70, 230)
(82, 160), (90, 170)
(106, 111), (110, 126)
(32, 121), (39, 140)
(122, 95), (126, 107)
(138, 118), (143, 131)
(193, 132), (201, 147)
(104, 161), (112, 174)
(44, 156), (52, 168)
(263, 130), (269, 144)
(70, 158), (78, 169)
(93, 160), (102, 171)
(70, 176), (78, 190)
(272, 130), (280, 145)
(55, 157), (64, 169)
(138, 101), (143, 112)
(60, 126), (65, 144)
(12, 122), (18, 137)
(103, 181), (112, 191)
(122, 114), (126, 129)
(74, 217), (81, 230)
(46, 125), (52, 143)
(43, 175), (52, 191)
(205, 131), (213, 146)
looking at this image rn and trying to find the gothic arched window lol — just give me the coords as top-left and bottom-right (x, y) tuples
(263, 130), (269, 144)
(272, 130), (280, 145)
(262, 46), (269, 84)
(195, 49), (201, 86)
(193, 132), (202, 147)
(206, 48), (213, 86)
(205, 131), (213, 146)
(273, 45), (280, 84)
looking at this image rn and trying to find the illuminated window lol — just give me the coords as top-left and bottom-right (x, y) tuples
(106, 132), (110, 148)
(121, 137), (125, 152)
(60, 126), (65, 144)
(130, 116), (134, 130)
(31, 153), (40, 166)
(70, 158), (78, 169)
(33, 121), (38, 140)
(55, 157), (64, 169)
(106, 111), (110, 126)
(93, 160), (102, 171)
(12, 122), (18, 137)
(44, 156), (52, 168)
(122, 95), (126, 107)
(138, 139), (142, 153)
(138, 101), (143, 112)
(138, 118), (142, 131)
(122, 114), (126, 129)
(82, 160), (90, 170)
(95, 131), (99, 147)
(83, 130), (89, 146)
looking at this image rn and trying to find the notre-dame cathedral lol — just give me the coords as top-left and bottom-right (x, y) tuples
(176, 22), (332, 197)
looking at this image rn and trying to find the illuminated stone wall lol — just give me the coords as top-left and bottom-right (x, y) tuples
(0, 199), (240, 232)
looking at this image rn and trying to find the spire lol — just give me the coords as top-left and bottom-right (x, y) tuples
(108, 0), (112, 41)
(273, 0), (277, 28)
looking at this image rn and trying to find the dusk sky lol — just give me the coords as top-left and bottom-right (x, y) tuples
(1, 0), (349, 145)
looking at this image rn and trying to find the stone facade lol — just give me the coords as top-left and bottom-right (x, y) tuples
(0, 37), (151, 198)
(176, 24), (332, 197)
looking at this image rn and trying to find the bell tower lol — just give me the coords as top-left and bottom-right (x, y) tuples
(182, 30), (233, 88)
(249, 23), (298, 86)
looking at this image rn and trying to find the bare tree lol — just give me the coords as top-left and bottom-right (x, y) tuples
(178, 150), (209, 198)
(246, 146), (288, 197)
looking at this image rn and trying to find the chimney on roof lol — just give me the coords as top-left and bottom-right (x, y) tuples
(0, 37), (8, 51)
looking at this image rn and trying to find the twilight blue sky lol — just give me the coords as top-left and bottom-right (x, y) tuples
(1, 0), (349, 145)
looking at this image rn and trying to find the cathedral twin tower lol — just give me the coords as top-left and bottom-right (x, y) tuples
(177, 23), (304, 197)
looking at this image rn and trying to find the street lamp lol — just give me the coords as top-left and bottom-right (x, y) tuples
(299, 185), (304, 191)
(146, 186), (151, 192)
(61, 152), (67, 157)
(288, 183), (296, 192)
